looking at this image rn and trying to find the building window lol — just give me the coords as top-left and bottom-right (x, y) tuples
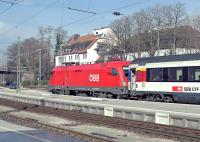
(75, 55), (80, 60)
(83, 53), (87, 59)
(58, 56), (64, 66)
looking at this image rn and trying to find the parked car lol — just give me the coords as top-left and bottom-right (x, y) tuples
(9, 82), (17, 89)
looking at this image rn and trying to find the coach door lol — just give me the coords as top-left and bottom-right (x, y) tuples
(129, 68), (136, 92)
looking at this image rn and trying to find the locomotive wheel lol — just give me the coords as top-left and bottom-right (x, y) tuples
(148, 95), (155, 101)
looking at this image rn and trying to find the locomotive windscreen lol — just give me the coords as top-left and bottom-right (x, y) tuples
(123, 66), (129, 79)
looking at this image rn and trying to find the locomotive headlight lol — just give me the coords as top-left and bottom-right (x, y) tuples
(122, 81), (127, 86)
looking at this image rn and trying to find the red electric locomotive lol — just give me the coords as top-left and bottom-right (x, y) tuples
(48, 61), (130, 98)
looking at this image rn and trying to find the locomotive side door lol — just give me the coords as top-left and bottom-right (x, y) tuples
(64, 69), (69, 94)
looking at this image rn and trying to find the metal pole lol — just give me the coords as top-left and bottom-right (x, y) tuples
(157, 29), (160, 56)
(16, 36), (21, 93)
(39, 49), (42, 85)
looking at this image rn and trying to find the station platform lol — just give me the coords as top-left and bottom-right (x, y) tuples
(0, 119), (84, 142)
(0, 87), (200, 130)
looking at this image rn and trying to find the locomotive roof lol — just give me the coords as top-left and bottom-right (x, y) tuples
(131, 53), (200, 65)
(52, 61), (130, 71)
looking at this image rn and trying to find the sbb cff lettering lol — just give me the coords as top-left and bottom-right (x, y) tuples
(184, 87), (199, 92)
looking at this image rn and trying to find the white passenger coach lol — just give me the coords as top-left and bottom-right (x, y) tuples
(129, 53), (200, 104)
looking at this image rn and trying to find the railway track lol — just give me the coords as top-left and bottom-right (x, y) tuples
(0, 113), (114, 142)
(0, 98), (200, 142)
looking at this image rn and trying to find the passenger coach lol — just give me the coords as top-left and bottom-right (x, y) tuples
(129, 53), (200, 104)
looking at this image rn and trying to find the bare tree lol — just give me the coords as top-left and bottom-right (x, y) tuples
(170, 2), (186, 54)
(131, 8), (158, 57)
(6, 38), (41, 81)
(110, 16), (133, 60)
(192, 15), (200, 31)
(131, 10), (146, 58)
(191, 15), (200, 52)
(54, 27), (67, 55)
(38, 26), (55, 80)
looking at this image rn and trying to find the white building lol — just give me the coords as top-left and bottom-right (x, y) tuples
(55, 27), (112, 66)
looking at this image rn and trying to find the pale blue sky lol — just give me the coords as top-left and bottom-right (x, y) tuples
(0, 0), (200, 52)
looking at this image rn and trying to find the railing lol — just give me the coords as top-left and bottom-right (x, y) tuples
(22, 80), (48, 88)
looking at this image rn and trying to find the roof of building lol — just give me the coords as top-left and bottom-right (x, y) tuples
(63, 34), (97, 55)
(131, 53), (200, 65)
(68, 34), (96, 45)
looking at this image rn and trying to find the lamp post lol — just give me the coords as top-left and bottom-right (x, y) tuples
(16, 36), (21, 93)
(157, 29), (160, 56)
(153, 26), (173, 56)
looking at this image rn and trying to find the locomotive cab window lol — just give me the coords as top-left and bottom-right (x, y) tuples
(123, 66), (129, 79)
(112, 68), (118, 76)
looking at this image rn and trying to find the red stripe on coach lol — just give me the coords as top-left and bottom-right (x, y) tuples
(172, 86), (183, 92)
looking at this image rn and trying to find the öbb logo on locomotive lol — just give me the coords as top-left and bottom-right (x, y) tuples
(89, 74), (100, 82)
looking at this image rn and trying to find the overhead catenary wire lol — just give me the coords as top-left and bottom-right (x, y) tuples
(0, 0), (16, 4)
(0, 0), (61, 36)
(0, 0), (24, 4)
(0, 0), (151, 36)
(0, 3), (14, 15)
(98, 0), (151, 15)
(68, 7), (96, 15)
(62, 0), (151, 28)
(0, 0), (23, 16)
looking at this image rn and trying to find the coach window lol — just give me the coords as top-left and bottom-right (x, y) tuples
(195, 68), (200, 81)
(189, 67), (200, 81)
(112, 68), (118, 76)
(168, 67), (183, 82)
(149, 68), (163, 81)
